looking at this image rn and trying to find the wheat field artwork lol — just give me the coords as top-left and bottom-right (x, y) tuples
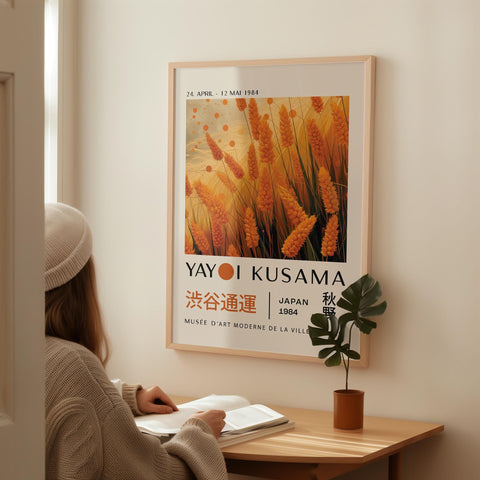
(184, 96), (349, 262)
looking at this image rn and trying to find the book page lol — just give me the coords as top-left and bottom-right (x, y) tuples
(223, 404), (287, 434)
(135, 407), (199, 435)
(218, 421), (295, 447)
(179, 394), (250, 412)
(135, 394), (250, 436)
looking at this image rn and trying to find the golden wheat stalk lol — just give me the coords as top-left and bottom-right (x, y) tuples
(257, 166), (273, 212)
(224, 152), (245, 179)
(321, 214), (339, 257)
(306, 119), (325, 164)
(279, 104), (294, 148)
(194, 180), (229, 225)
(331, 101), (349, 146)
(206, 132), (224, 160)
(236, 98), (247, 111)
(244, 207), (260, 248)
(279, 188), (308, 226)
(216, 171), (237, 192)
(311, 96), (324, 114)
(258, 116), (275, 164)
(281, 215), (317, 258)
(247, 143), (259, 180)
(318, 167), (339, 214)
(190, 222), (211, 255)
(248, 98), (261, 141)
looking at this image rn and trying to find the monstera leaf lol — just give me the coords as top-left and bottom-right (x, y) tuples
(336, 274), (387, 334)
(307, 273), (387, 390)
(308, 313), (361, 366)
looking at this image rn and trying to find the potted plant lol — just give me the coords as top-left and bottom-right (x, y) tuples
(308, 273), (387, 429)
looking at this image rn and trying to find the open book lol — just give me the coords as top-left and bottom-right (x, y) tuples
(135, 394), (294, 447)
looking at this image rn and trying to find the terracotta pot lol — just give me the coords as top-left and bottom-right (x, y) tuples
(333, 389), (364, 429)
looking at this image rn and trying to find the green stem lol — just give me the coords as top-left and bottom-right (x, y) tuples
(345, 322), (355, 391)
(342, 353), (349, 391)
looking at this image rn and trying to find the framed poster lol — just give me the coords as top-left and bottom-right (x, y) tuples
(166, 56), (375, 364)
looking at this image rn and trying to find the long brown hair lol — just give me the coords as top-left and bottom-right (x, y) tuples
(45, 257), (110, 366)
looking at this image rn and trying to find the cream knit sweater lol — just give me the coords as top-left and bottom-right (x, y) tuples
(45, 336), (228, 480)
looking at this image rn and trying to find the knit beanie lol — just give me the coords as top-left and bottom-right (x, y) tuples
(45, 203), (93, 292)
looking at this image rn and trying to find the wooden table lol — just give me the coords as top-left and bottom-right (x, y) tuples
(220, 404), (444, 480)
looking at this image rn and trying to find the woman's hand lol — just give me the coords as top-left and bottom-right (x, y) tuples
(136, 386), (178, 414)
(190, 410), (226, 438)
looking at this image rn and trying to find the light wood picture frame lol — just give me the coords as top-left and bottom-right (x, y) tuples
(166, 56), (376, 364)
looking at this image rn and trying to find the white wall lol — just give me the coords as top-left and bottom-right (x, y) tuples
(65, 1), (480, 478)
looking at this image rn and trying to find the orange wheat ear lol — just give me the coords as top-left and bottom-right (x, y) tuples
(321, 214), (339, 257)
(236, 98), (247, 111)
(331, 101), (349, 146)
(279, 105), (294, 148)
(291, 151), (305, 186)
(244, 207), (260, 249)
(224, 152), (245, 179)
(279, 189), (308, 226)
(306, 119), (325, 165)
(211, 221), (224, 248)
(227, 244), (240, 257)
(257, 166), (273, 212)
(247, 143), (259, 180)
(311, 96), (324, 114)
(258, 116), (275, 164)
(318, 167), (339, 214)
(194, 180), (229, 225)
(248, 98), (261, 140)
(190, 222), (211, 255)
(281, 215), (317, 258)
(216, 171), (237, 193)
(206, 132), (224, 160)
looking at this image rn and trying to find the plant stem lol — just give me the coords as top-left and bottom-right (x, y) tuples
(345, 322), (355, 391)
(342, 354), (349, 391)
(346, 361), (350, 392)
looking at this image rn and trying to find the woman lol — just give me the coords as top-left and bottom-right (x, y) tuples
(44, 202), (227, 480)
